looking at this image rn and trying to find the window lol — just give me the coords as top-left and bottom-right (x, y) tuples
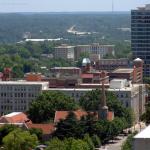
(126, 101), (129, 107)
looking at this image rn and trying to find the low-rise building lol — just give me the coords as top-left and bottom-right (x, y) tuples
(47, 79), (146, 121)
(108, 79), (146, 121)
(50, 67), (81, 77)
(0, 112), (55, 141)
(74, 44), (115, 61)
(25, 72), (43, 81)
(0, 81), (49, 114)
(133, 125), (150, 150)
(54, 110), (114, 123)
(74, 45), (91, 61)
(95, 58), (130, 72)
(90, 43), (115, 58)
(54, 45), (75, 61)
(109, 58), (143, 83)
(0, 112), (31, 123)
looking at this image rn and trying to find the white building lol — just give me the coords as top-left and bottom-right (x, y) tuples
(47, 79), (146, 121)
(0, 81), (49, 114)
(133, 125), (150, 150)
(108, 79), (146, 121)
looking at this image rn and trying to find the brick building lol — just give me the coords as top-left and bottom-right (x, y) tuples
(109, 58), (143, 83)
(54, 45), (75, 61)
(95, 58), (130, 72)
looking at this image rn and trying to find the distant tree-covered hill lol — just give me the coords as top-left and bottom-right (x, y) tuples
(0, 13), (130, 44)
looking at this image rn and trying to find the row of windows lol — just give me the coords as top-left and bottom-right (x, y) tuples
(132, 32), (150, 35)
(0, 92), (37, 98)
(1, 105), (13, 110)
(1, 99), (27, 104)
(70, 92), (130, 99)
(1, 105), (26, 111)
(131, 15), (150, 19)
(132, 28), (150, 31)
(132, 20), (150, 23)
(0, 86), (41, 91)
(132, 44), (150, 47)
(132, 24), (150, 27)
(132, 40), (150, 44)
(131, 35), (150, 40)
(116, 93), (130, 98)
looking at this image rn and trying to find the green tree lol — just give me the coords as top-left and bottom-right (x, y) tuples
(79, 113), (97, 136)
(54, 112), (82, 139)
(79, 89), (134, 127)
(46, 138), (67, 150)
(46, 138), (90, 150)
(2, 128), (38, 150)
(28, 91), (79, 123)
(141, 102), (150, 124)
(121, 131), (137, 150)
(69, 138), (90, 150)
(91, 134), (101, 148)
(0, 125), (17, 145)
(94, 120), (110, 143)
(83, 134), (95, 150)
(29, 128), (43, 142)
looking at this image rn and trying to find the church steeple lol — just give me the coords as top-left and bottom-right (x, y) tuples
(101, 81), (106, 107)
(98, 80), (108, 120)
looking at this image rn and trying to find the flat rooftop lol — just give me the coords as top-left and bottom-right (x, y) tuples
(133, 4), (150, 11)
(99, 58), (129, 61)
(112, 68), (133, 74)
(51, 67), (80, 70)
(0, 81), (49, 85)
(55, 45), (75, 48)
(134, 125), (150, 139)
(45, 84), (140, 92)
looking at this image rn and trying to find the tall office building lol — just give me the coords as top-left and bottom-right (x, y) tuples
(131, 4), (150, 77)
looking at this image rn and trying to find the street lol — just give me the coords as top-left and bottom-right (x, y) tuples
(99, 122), (146, 150)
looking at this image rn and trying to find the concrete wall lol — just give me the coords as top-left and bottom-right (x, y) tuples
(133, 138), (150, 150)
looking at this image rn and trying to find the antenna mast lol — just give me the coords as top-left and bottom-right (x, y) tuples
(112, 0), (114, 12)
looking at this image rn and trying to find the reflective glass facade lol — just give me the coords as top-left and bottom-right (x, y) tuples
(131, 9), (150, 76)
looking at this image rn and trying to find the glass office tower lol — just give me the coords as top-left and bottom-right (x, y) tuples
(131, 4), (150, 77)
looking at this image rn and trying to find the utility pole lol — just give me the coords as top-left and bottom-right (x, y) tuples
(112, 0), (114, 13)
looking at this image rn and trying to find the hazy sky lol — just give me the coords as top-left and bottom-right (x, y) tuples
(0, 0), (150, 12)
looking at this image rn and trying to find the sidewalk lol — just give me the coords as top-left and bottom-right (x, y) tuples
(98, 122), (146, 150)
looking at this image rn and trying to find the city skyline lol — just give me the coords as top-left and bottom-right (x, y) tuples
(0, 0), (149, 12)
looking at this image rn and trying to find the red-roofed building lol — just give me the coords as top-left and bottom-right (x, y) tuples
(54, 110), (114, 123)
(26, 123), (55, 140)
(0, 112), (31, 124)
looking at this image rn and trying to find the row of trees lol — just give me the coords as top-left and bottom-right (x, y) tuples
(46, 134), (100, 150)
(27, 90), (134, 127)
(0, 124), (100, 150)
(0, 90), (135, 149)
(79, 89), (134, 128)
(54, 112), (127, 144)
(27, 90), (134, 146)
(121, 131), (137, 150)
(28, 91), (78, 123)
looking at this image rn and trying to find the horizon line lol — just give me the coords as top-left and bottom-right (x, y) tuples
(0, 11), (130, 14)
